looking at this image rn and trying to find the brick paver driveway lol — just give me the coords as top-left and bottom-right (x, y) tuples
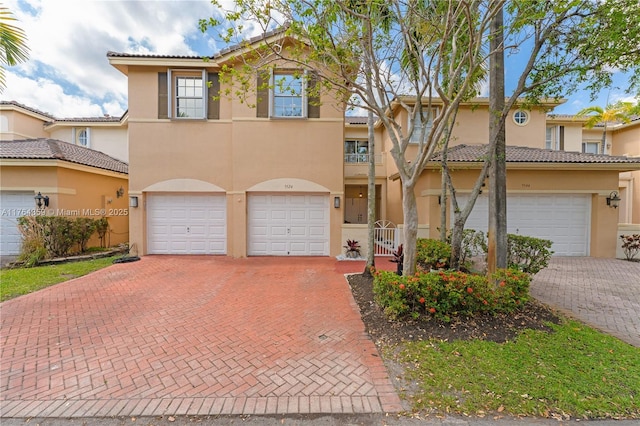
(1, 256), (402, 418)
(531, 257), (640, 347)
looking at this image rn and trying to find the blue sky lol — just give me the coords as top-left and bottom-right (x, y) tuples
(2, 0), (637, 119)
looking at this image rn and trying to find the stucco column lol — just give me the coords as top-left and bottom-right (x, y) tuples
(228, 192), (247, 258)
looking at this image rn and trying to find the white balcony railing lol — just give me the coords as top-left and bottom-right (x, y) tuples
(344, 153), (383, 164)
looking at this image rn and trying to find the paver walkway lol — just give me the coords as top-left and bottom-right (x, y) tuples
(0, 256), (402, 418)
(531, 257), (640, 347)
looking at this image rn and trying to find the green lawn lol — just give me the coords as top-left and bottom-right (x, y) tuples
(0, 256), (118, 302)
(390, 319), (640, 419)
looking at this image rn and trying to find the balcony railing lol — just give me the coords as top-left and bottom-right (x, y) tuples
(344, 153), (383, 164)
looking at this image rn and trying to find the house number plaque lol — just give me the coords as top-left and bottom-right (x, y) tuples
(285, 184), (294, 189)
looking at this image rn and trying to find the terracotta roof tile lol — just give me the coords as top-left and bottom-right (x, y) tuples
(0, 139), (128, 174)
(430, 144), (640, 164)
(0, 100), (55, 119)
(107, 25), (290, 61)
(345, 116), (369, 125)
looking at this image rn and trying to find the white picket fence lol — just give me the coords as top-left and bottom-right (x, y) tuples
(374, 220), (398, 255)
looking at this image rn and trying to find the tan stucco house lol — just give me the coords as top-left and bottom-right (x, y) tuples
(105, 29), (640, 260)
(0, 139), (129, 257)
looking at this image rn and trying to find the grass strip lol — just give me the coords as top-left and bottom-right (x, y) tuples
(0, 256), (118, 302)
(393, 320), (640, 419)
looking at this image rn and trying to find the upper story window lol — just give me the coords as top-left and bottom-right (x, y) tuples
(344, 140), (369, 163)
(582, 140), (600, 154)
(271, 72), (305, 118)
(256, 68), (320, 119)
(513, 110), (529, 126)
(408, 108), (436, 143)
(167, 70), (207, 119)
(74, 127), (90, 147)
(546, 125), (564, 150)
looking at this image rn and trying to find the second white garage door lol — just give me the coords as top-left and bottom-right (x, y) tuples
(147, 193), (226, 254)
(248, 194), (329, 256)
(456, 194), (590, 256)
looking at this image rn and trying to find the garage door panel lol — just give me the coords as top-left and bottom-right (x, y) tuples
(147, 193), (226, 255)
(248, 193), (329, 256)
(456, 194), (589, 256)
(1, 192), (36, 256)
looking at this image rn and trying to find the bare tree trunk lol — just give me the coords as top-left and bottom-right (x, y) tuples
(401, 182), (419, 276)
(488, 5), (507, 274)
(363, 107), (376, 276)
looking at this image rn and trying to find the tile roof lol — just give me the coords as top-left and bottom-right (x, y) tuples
(0, 100), (55, 120)
(107, 25), (290, 61)
(345, 116), (369, 125)
(0, 139), (128, 174)
(430, 144), (640, 164)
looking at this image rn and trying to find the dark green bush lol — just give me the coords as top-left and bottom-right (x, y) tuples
(416, 238), (451, 270)
(17, 215), (106, 262)
(72, 217), (97, 253)
(373, 268), (530, 322)
(507, 234), (553, 274)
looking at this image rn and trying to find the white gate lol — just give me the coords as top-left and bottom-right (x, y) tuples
(374, 220), (398, 255)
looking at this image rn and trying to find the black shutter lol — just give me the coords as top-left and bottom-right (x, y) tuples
(256, 70), (270, 118)
(559, 125), (565, 151)
(307, 71), (320, 118)
(207, 72), (220, 120)
(158, 72), (168, 119)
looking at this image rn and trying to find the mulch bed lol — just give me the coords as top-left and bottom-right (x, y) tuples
(347, 273), (562, 346)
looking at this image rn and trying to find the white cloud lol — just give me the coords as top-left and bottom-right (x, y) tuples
(2, 0), (219, 116)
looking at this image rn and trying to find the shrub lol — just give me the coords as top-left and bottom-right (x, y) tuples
(447, 229), (487, 270)
(72, 217), (97, 253)
(95, 217), (109, 248)
(620, 234), (640, 261)
(373, 268), (530, 322)
(17, 216), (106, 262)
(16, 216), (48, 267)
(507, 234), (553, 274)
(416, 238), (451, 270)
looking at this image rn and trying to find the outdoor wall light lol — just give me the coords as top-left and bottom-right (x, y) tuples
(116, 186), (125, 198)
(606, 191), (621, 209)
(129, 196), (139, 208)
(34, 192), (49, 208)
(334, 196), (340, 208)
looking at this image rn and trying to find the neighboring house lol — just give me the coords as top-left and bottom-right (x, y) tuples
(0, 101), (129, 162)
(0, 139), (129, 258)
(608, 118), (640, 225)
(106, 28), (640, 260)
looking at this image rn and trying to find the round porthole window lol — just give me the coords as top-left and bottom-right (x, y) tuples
(513, 110), (529, 126)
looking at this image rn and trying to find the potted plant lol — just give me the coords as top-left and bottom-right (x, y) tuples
(389, 243), (404, 275)
(343, 239), (361, 258)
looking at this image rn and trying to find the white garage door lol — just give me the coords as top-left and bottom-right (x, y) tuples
(147, 193), (226, 254)
(248, 193), (329, 256)
(456, 194), (590, 256)
(0, 192), (34, 256)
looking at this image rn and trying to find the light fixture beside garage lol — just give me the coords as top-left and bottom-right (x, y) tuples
(606, 191), (621, 209)
(34, 192), (49, 208)
(129, 196), (139, 208)
(334, 196), (340, 208)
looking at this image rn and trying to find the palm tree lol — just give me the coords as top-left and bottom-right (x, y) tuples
(575, 101), (636, 154)
(0, 6), (30, 92)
